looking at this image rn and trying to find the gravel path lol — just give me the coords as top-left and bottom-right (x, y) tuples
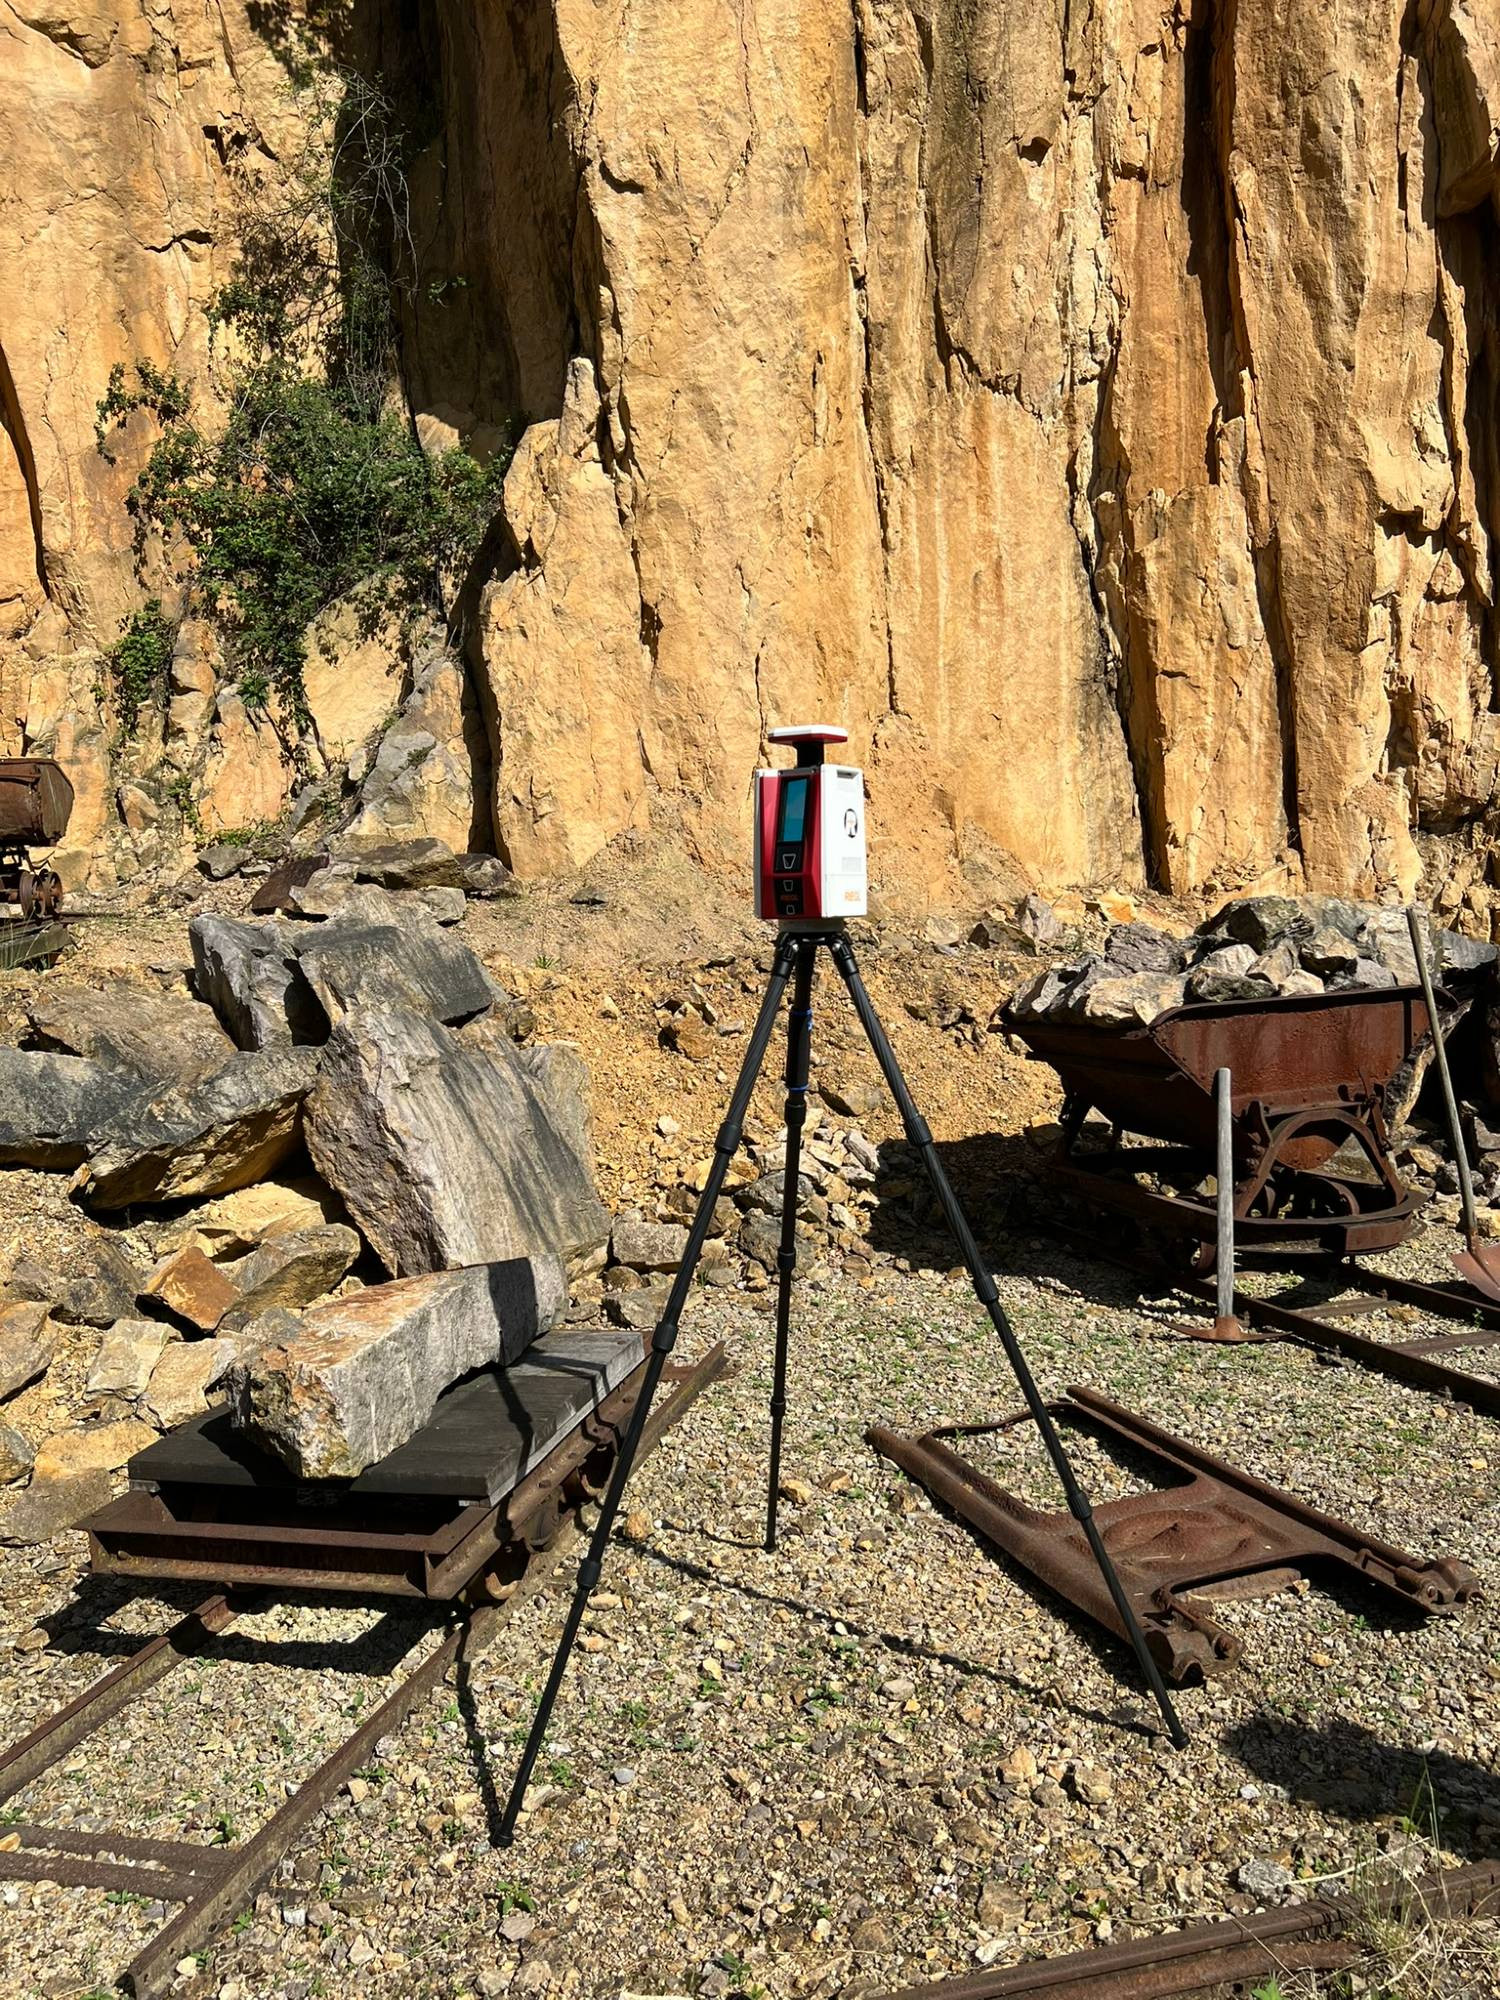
(2, 1215), (1498, 1999)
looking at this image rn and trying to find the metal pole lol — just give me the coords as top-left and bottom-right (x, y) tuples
(1213, 1067), (1238, 1336)
(766, 939), (815, 1552)
(1407, 906), (1479, 1241)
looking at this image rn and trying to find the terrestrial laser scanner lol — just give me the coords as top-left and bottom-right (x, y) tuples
(753, 724), (868, 922)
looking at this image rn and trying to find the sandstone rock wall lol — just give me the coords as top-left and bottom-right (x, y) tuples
(3, 0), (1499, 908)
(395, 0), (1500, 905)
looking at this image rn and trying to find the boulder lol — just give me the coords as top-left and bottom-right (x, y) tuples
(286, 870), (466, 927)
(334, 642), (485, 857)
(305, 1009), (611, 1277)
(1300, 926), (1360, 977)
(33, 1419), (157, 1480)
(1192, 941), (1259, 979)
(0, 1469), (113, 1546)
(221, 1224), (361, 1316)
(142, 1339), (235, 1429)
(188, 915), (323, 1050)
(610, 1218), (689, 1272)
(333, 837), (466, 891)
(456, 854), (520, 900)
(1014, 893), (1063, 945)
(1007, 964), (1082, 1018)
(198, 842), (251, 881)
(1185, 968), (1274, 1005)
(140, 1244), (241, 1332)
(1203, 896), (1314, 951)
(1349, 956), (1398, 990)
(158, 1178), (350, 1260)
(0, 1424), (33, 1483)
(0, 1304), (54, 1400)
(75, 1047), (321, 1210)
(1072, 971), (1187, 1027)
(0, 1050), (135, 1169)
(25, 983), (235, 1084)
(250, 857), (327, 916)
(228, 1257), (566, 1479)
(9, 1239), (146, 1327)
(87, 1320), (171, 1398)
(293, 911), (498, 1028)
(1103, 923), (1183, 974)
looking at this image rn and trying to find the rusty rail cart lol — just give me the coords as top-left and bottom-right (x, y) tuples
(0, 1331), (726, 1997)
(877, 1857), (1500, 2000)
(0, 755), (71, 920)
(868, 1386), (1476, 1685)
(1005, 985), (1437, 1266)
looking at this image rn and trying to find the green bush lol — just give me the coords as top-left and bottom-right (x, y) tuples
(108, 598), (176, 731)
(96, 65), (506, 730)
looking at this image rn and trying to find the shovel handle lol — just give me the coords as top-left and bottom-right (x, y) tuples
(1406, 905), (1479, 1242)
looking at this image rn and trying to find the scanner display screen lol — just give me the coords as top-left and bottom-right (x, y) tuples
(778, 777), (809, 845)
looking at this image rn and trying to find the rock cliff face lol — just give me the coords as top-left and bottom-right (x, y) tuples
(2, 1), (1499, 907)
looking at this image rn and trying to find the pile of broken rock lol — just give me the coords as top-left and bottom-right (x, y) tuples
(1007, 895), (1496, 1030)
(0, 848), (612, 1526)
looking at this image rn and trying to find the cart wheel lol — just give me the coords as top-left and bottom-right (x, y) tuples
(1282, 1169), (1359, 1219)
(34, 869), (62, 919)
(15, 868), (37, 920)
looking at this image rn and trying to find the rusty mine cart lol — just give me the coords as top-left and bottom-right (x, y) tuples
(1006, 983), (1438, 1266)
(0, 755), (71, 919)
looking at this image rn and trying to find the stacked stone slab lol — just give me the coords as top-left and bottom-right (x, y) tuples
(1008, 897), (1496, 1031)
(227, 1258), (566, 1478)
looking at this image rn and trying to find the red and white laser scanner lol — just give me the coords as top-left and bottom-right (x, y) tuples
(754, 725), (868, 923)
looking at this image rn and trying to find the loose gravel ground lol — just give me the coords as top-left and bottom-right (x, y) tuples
(3, 1214), (1498, 1999)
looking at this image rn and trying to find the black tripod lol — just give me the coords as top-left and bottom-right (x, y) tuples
(496, 924), (1186, 1842)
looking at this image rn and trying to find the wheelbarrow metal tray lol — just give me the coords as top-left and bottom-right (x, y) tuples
(1008, 985), (1435, 1257)
(1009, 984), (1432, 1165)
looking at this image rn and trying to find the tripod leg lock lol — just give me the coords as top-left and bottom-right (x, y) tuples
(652, 1319), (679, 1354)
(578, 1556), (603, 1592)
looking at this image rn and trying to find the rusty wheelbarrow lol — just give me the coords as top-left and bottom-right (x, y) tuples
(1005, 984), (1435, 1265)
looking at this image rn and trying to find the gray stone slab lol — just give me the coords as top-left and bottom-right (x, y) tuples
(128, 1326), (643, 1502)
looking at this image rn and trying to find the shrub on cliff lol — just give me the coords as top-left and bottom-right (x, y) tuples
(96, 65), (505, 732)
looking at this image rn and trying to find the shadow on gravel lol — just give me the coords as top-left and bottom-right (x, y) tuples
(864, 1132), (1034, 1273)
(632, 1538), (1166, 1740)
(1224, 1714), (1500, 1859)
(34, 1575), (441, 1677)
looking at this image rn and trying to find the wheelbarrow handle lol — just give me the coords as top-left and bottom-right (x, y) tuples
(1406, 905), (1478, 1241)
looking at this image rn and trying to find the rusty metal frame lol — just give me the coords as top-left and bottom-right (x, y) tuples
(868, 1385), (1476, 1684)
(0, 1343), (725, 1998)
(82, 1343), (723, 1599)
(876, 1859), (1500, 2000)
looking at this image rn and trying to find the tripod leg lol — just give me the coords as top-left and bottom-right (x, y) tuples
(826, 934), (1189, 1750)
(496, 930), (801, 1843)
(765, 938), (816, 1552)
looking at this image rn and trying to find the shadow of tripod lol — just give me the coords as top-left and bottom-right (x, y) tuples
(496, 923), (1187, 1842)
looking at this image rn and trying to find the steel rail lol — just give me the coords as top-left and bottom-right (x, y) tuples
(876, 1859), (1500, 2000)
(0, 1593), (242, 1805)
(0, 1346), (724, 1997)
(1042, 1213), (1500, 1418)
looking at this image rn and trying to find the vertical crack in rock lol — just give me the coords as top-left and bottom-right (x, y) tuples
(1211, 0), (1303, 869)
(0, 338), (49, 605)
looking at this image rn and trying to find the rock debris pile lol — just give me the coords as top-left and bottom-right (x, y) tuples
(0, 838), (608, 1507)
(1008, 896), (1496, 1031)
